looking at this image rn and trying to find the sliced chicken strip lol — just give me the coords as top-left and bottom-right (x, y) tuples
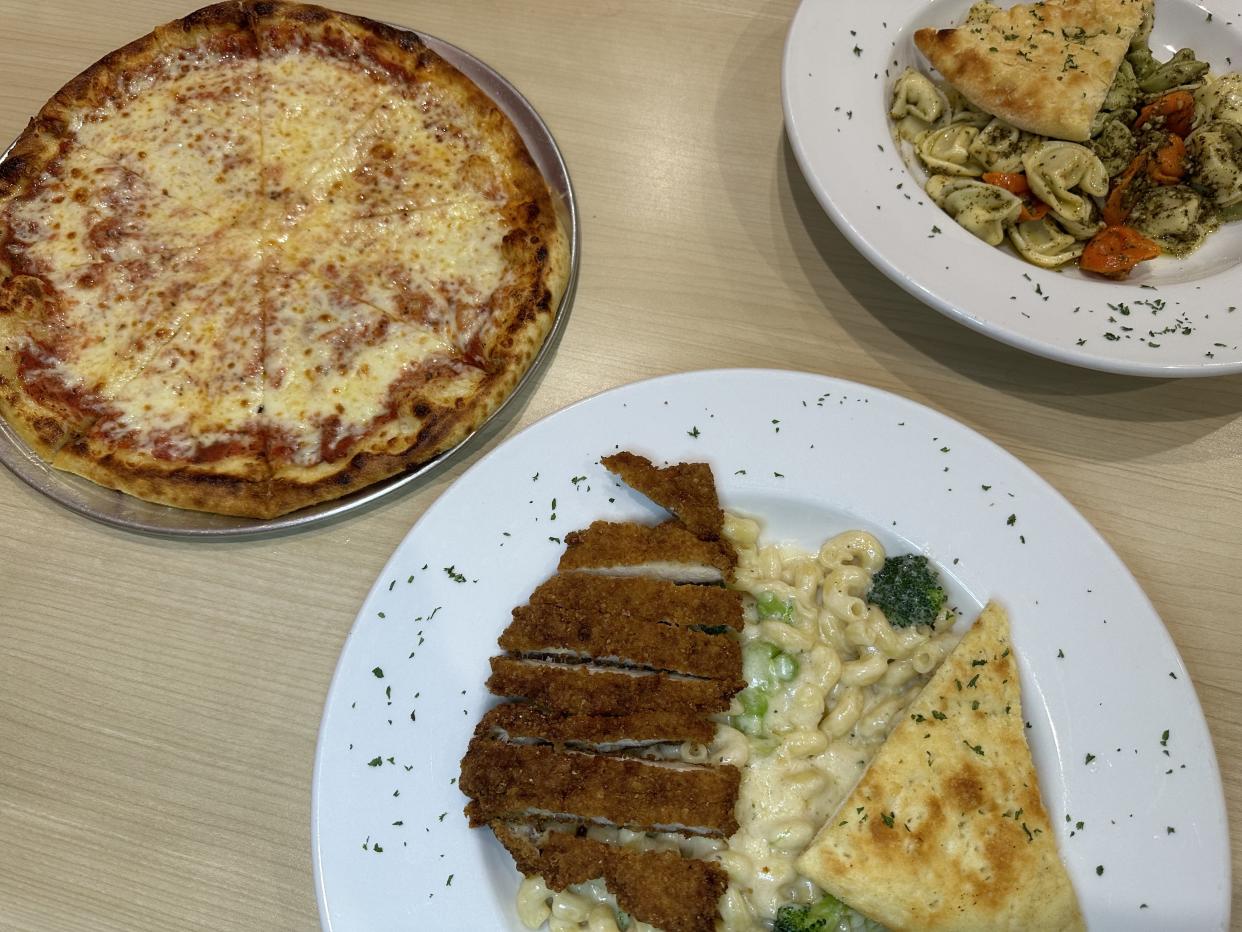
(487, 656), (740, 716)
(527, 572), (743, 631)
(499, 604), (743, 683)
(475, 703), (717, 750)
(600, 451), (724, 542)
(460, 737), (740, 836)
(491, 822), (727, 932)
(558, 520), (735, 583)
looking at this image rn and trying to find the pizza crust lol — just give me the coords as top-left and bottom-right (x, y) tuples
(0, 276), (84, 460)
(914, 0), (1152, 141)
(0, 1), (569, 518)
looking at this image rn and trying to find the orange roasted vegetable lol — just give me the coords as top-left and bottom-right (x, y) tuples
(1079, 226), (1161, 279)
(1147, 133), (1187, 185)
(981, 172), (1048, 221)
(981, 172), (1030, 195)
(1103, 134), (1188, 226)
(1103, 153), (1148, 226)
(1134, 90), (1195, 138)
(1018, 201), (1050, 222)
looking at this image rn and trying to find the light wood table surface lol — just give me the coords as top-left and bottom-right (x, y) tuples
(0, 1), (1238, 929)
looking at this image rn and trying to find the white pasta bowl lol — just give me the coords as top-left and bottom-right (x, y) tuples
(783, 0), (1242, 376)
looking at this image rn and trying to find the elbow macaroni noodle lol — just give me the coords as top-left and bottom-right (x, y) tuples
(512, 515), (956, 931)
(714, 517), (955, 931)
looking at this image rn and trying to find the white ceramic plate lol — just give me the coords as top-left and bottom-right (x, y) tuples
(312, 369), (1228, 930)
(783, 0), (1242, 377)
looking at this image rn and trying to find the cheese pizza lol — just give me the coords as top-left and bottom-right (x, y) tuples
(0, 1), (569, 517)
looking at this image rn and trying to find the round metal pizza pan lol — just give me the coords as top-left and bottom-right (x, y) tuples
(0, 29), (579, 539)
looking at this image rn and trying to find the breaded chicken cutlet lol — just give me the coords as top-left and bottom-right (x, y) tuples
(487, 657), (740, 716)
(600, 451), (724, 541)
(527, 572), (743, 631)
(459, 452), (741, 931)
(475, 704), (717, 751)
(491, 823), (728, 932)
(559, 520), (735, 583)
(461, 736), (740, 836)
(499, 603), (743, 680)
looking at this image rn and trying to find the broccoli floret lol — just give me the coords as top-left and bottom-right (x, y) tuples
(866, 553), (947, 628)
(772, 893), (849, 932)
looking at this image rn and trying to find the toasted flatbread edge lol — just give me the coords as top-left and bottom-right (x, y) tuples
(796, 603), (1085, 931)
(914, 0), (1150, 141)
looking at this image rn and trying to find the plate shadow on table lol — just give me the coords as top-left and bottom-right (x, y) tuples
(774, 136), (1242, 459)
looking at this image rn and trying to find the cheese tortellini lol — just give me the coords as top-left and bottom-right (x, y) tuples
(1136, 47), (1210, 95)
(1090, 118), (1138, 176)
(925, 176), (1022, 245)
(969, 118), (1034, 173)
(1053, 209), (1104, 241)
(942, 86), (993, 128)
(890, 69), (948, 142)
(892, 37), (1242, 272)
(1101, 60), (1140, 115)
(1195, 73), (1242, 128)
(1021, 141), (1109, 225)
(1187, 121), (1242, 217)
(1007, 217), (1085, 268)
(1129, 185), (1218, 255)
(916, 124), (985, 176)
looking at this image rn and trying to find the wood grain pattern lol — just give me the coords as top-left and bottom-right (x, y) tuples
(0, 0), (1239, 928)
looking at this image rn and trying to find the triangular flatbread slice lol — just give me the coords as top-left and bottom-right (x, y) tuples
(914, 0), (1151, 141)
(796, 603), (1085, 931)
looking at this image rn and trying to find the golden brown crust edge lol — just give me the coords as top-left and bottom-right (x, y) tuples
(0, 118), (63, 206)
(262, 355), (539, 517)
(57, 364), (493, 520)
(50, 441), (276, 518)
(248, 0), (430, 64)
(156, 1), (254, 54)
(34, 9), (217, 136)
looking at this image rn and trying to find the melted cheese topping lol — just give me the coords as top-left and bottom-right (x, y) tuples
(259, 50), (394, 200)
(262, 262), (473, 473)
(304, 84), (504, 215)
(281, 196), (509, 343)
(6, 147), (216, 271)
(72, 52), (261, 224)
(30, 246), (226, 392)
(86, 234), (265, 471)
(3, 25), (547, 479)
